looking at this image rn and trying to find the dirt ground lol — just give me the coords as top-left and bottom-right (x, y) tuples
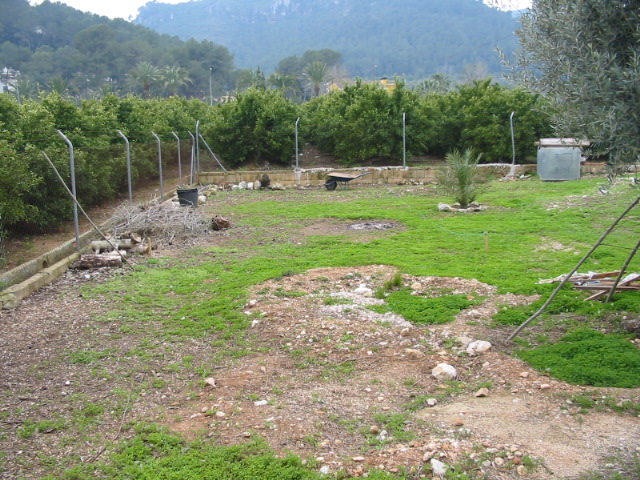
(1, 190), (639, 479)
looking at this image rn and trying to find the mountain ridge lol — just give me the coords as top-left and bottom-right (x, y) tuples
(135, 0), (520, 78)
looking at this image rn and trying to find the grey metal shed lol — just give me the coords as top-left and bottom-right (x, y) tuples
(536, 138), (590, 181)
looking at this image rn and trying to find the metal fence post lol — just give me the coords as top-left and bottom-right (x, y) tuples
(188, 131), (195, 185)
(402, 112), (406, 168)
(172, 131), (182, 185)
(56, 130), (80, 251)
(151, 131), (164, 199)
(195, 120), (200, 180)
(295, 117), (300, 170)
(117, 130), (133, 204)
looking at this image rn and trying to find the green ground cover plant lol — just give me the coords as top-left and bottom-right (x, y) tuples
(370, 289), (479, 325)
(517, 329), (640, 388)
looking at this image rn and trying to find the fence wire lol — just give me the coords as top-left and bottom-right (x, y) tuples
(0, 134), (224, 275)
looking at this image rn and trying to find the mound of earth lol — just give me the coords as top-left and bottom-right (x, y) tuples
(168, 265), (640, 479)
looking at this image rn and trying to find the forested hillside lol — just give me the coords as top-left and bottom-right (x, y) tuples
(135, 0), (520, 78)
(0, 0), (235, 98)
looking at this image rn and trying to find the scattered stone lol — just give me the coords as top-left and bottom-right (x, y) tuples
(466, 340), (492, 355)
(431, 458), (447, 476)
(432, 363), (457, 381)
(456, 336), (474, 347)
(198, 195), (206, 205)
(475, 387), (489, 398)
(517, 465), (528, 476)
(410, 282), (422, 291)
(438, 203), (453, 212)
(540, 384), (552, 390)
(427, 398), (438, 407)
(519, 372), (530, 378)
(204, 377), (217, 387)
(319, 465), (330, 475)
(453, 417), (464, 426)
(494, 457), (505, 467)
(238, 181), (248, 190)
(353, 284), (373, 295)
(254, 400), (268, 406)
(404, 348), (425, 359)
(370, 425), (380, 435)
(352, 456), (365, 462)
(215, 411), (226, 418)
(271, 183), (286, 191)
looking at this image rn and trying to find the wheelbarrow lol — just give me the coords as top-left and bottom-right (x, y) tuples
(324, 171), (371, 190)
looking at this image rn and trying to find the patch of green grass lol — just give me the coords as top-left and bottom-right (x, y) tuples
(274, 288), (307, 298)
(46, 424), (324, 480)
(67, 349), (116, 365)
(370, 289), (479, 325)
(517, 328), (640, 388)
(367, 413), (415, 445)
(323, 296), (352, 306)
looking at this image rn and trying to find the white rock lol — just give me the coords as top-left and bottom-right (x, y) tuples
(238, 181), (248, 190)
(319, 465), (330, 475)
(427, 398), (438, 407)
(204, 377), (217, 387)
(466, 340), (492, 355)
(432, 363), (457, 381)
(353, 284), (372, 295)
(198, 195), (206, 204)
(254, 400), (268, 406)
(247, 182), (254, 190)
(431, 458), (448, 476)
(254, 180), (262, 189)
(438, 203), (452, 212)
(456, 336), (474, 347)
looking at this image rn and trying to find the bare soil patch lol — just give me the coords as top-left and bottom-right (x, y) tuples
(2, 259), (638, 479)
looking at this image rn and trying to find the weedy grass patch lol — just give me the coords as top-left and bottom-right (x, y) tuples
(517, 329), (640, 388)
(370, 289), (479, 325)
(43, 425), (324, 480)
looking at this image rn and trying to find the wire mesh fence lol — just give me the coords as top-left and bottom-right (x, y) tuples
(0, 133), (225, 276)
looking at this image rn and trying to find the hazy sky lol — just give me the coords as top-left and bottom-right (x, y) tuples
(30, 0), (532, 21)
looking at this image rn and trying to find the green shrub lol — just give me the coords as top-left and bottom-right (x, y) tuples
(437, 148), (486, 208)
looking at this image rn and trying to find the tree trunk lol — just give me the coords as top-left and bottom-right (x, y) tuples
(71, 254), (123, 269)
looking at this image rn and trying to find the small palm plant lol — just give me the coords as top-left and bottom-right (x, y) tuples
(437, 148), (486, 208)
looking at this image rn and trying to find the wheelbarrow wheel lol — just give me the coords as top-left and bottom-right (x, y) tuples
(325, 181), (337, 191)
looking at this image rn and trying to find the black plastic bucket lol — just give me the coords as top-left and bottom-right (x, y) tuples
(176, 187), (198, 207)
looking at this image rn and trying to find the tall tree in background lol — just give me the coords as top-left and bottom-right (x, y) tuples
(509, 0), (640, 164)
(303, 61), (328, 98)
(162, 66), (191, 96)
(127, 61), (161, 98)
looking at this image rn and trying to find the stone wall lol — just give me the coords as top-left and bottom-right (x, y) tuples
(198, 164), (549, 187)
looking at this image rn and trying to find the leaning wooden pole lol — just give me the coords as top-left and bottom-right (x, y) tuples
(508, 195), (640, 341)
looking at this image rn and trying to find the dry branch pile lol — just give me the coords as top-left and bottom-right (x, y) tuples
(108, 202), (212, 247)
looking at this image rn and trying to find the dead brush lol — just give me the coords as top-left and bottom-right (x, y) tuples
(108, 201), (211, 247)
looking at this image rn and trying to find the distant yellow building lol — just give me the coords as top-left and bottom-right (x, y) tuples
(379, 77), (396, 92)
